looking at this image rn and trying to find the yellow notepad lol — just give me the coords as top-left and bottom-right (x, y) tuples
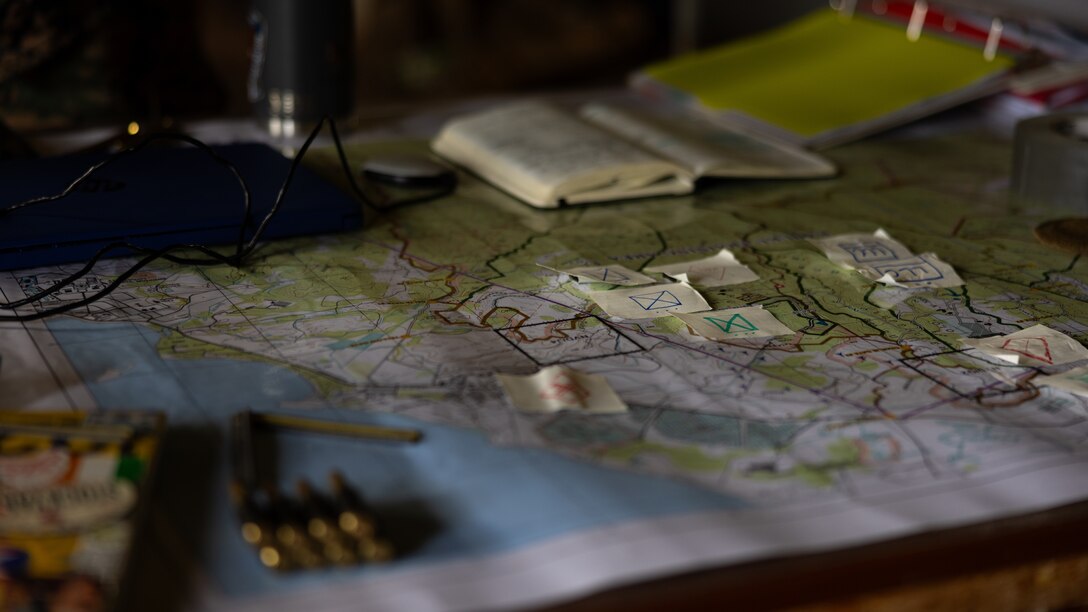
(635, 9), (1014, 147)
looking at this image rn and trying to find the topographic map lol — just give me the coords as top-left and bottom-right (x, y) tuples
(2, 130), (1087, 611)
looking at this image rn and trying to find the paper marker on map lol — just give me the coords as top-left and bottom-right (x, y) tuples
(496, 365), (627, 414)
(644, 249), (759, 287)
(586, 282), (711, 319)
(870, 253), (964, 289)
(961, 324), (1088, 367)
(1035, 365), (1088, 400)
(673, 306), (794, 341)
(538, 263), (656, 286)
(810, 229), (912, 268)
(810, 230), (964, 289)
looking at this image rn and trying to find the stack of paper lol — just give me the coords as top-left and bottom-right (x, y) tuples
(632, 9), (1014, 148)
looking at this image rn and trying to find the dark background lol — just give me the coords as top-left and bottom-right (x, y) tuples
(0, 0), (822, 133)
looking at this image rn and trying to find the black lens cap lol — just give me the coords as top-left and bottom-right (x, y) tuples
(360, 154), (455, 188)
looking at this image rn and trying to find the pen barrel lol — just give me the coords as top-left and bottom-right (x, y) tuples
(253, 413), (422, 443)
(231, 411), (259, 488)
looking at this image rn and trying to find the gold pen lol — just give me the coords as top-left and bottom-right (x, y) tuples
(251, 413), (422, 444)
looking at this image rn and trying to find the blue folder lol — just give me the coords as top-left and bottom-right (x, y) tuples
(0, 143), (363, 271)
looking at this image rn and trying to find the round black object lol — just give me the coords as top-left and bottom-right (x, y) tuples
(361, 154), (455, 188)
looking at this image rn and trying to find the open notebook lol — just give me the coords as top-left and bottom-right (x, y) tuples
(431, 100), (835, 208)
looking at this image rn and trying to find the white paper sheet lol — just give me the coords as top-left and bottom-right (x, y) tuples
(871, 253), (965, 289)
(586, 283), (711, 320)
(645, 249), (759, 287)
(538, 263), (656, 286)
(673, 307), (794, 341)
(496, 365), (627, 413)
(962, 324), (1088, 367)
(810, 230), (964, 289)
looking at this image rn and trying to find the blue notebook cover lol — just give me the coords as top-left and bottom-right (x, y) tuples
(0, 143), (363, 270)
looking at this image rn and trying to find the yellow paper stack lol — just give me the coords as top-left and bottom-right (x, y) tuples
(632, 9), (1015, 148)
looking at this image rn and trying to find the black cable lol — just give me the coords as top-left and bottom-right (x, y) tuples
(0, 116), (381, 322)
(4, 240), (235, 310)
(327, 116), (387, 211)
(6, 243), (234, 321)
(241, 116), (330, 256)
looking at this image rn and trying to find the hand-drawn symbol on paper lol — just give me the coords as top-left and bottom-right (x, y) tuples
(629, 290), (682, 311)
(873, 258), (944, 282)
(537, 370), (591, 407)
(840, 241), (899, 264)
(705, 313), (758, 334)
(1001, 336), (1053, 365)
(592, 268), (628, 283)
